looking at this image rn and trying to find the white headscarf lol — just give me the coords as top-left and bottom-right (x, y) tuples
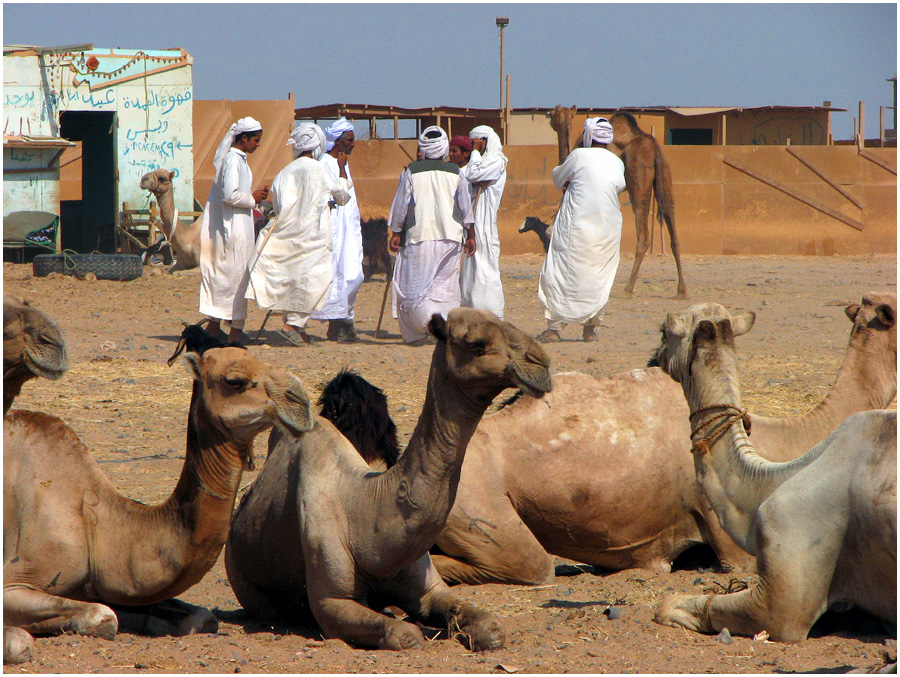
(469, 124), (508, 169)
(287, 123), (327, 160)
(418, 125), (449, 160)
(582, 117), (614, 147)
(324, 117), (355, 153)
(213, 116), (263, 172)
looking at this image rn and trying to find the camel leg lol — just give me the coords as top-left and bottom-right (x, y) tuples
(623, 180), (654, 298)
(4, 626), (33, 665)
(110, 598), (218, 637)
(380, 555), (504, 652)
(662, 211), (689, 299)
(307, 580), (426, 651)
(4, 586), (118, 639)
(432, 499), (554, 586)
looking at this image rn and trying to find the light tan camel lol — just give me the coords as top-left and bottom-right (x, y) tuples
(652, 302), (896, 642)
(3, 343), (314, 665)
(225, 309), (552, 652)
(3, 294), (68, 416)
(140, 169), (202, 273)
(610, 112), (688, 299)
(549, 105), (576, 166)
(431, 292), (896, 585)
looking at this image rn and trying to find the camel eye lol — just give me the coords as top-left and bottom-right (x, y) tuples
(467, 340), (487, 356)
(225, 377), (250, 390)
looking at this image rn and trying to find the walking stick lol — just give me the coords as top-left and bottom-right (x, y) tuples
(245, 216), (279, 340)
(374, 257), (394, 340)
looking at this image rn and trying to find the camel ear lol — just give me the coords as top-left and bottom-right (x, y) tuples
(844, 303), (860, 322)
(875, 303), (895, 328)
(731, 310), (756, 337)
(182, 352), (203, 381)
(167, 170), (176, 179)
(428, 314), (448, 342)
(665, 312), (686, 339)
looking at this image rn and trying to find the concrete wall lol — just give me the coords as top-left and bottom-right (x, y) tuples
(3, 146), (62, 215)
(344, 140), (896, 256)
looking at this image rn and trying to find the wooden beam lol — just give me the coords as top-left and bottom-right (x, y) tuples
(723, 157), (865, 231)
(859, 150), (898, 175)
(785, 147), (863, 209)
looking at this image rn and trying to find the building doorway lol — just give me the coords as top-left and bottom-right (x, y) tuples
(59, 110), (117, 253)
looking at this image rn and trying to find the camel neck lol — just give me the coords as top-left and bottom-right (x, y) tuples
(388, 345), (494, 549)
(155, 188), (176, 239)
(685, 347), (824, 554)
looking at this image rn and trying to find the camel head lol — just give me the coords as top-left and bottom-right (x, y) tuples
(653, 303), (756, 386)
(549, 105), (576, 133)
(3, 294), (68, 414)
(140, 168), (175, 196)
(427, 308), (553, 400)
(181, 347), (314, 455)
(844, 291), (896, 358)
(609, 112), (643, 150)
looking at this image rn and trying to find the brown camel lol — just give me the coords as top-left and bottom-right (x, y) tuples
(140, 168), (202, 273)
(224, 309), (552, 651)
(652, 303), (895, 642)
(610, 111), (688, 299)
(429, 292), (896, 586)
(3, 294), (68, 416)
(3, 338), (314, 664)
(549, 105), (577, 165)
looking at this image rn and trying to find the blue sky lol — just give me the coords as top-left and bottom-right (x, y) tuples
(4, 3), (897, 140)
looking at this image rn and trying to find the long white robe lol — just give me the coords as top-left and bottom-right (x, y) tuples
(310, 154), (364, 322)
(538, 147), (626, 325)
(199, 148), (256, 322)
(460, 148), (506, 319)
(245, 156), (350, 318)
(389, 164), (474, 342)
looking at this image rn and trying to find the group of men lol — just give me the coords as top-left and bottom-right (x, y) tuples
(198, 113), (626, 346)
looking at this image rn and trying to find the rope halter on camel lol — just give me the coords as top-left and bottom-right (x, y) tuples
(688, 404), (751, 455)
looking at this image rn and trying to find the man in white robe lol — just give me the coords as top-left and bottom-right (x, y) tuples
(537, 117), (626, 343)
(199, 117), (269, 343)
(311, 117), (364, 343)
(388, 126), (475, 345)
(460, 125), (507, 320)
(246, 123), (351, 346)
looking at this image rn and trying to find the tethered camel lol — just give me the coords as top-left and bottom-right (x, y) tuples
(546, 107), (689, 299)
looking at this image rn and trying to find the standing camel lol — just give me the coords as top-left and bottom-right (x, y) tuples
(549, 105), (576, 165)
(225, 309), (552, 652)
(610, 111), (688, 299)
(140, 169), (202, 273)
(3, 335), (314, 664)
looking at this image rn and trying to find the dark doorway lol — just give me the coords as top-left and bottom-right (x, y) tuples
(669, 128), (714, 145)
(59, 111), (117, 252)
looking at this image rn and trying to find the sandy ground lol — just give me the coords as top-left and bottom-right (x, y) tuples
(3, 250), (897, 674)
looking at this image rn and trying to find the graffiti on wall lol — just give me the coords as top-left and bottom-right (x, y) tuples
(747, 117), (827, 145)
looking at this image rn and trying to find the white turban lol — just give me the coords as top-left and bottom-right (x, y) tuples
(324, 117), (355, 153)
(582, 117), (614, 147)
(213, 116), (263, 172)
(287, 123), (327, 160)
(469, 124), (508, 169)
(418, 125), (449, 160)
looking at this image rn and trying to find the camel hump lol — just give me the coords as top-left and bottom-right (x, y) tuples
(318, 369), (400, 468)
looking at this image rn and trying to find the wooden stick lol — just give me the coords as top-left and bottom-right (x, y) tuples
(785, 147), (863, 208)
(374, 259), (394, 339)
(254, 310), (274, 341)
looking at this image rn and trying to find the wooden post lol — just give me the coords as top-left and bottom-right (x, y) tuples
(394, 116), (399, 140)
(880, 106), (885, 147)
(858, 100), (866, 150)
(505, 75), (511, 144)
(721, 113), (727, 145)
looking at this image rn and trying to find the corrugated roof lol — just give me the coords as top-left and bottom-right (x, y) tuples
(3, 135), (75, 148)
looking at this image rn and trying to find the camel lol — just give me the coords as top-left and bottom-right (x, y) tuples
(609, 112), (688, 299)
(361, 218), (393, 281)
(3, 294), (68, 416)
(3, 331), (314, 664)
(652, 302), (896, 642)
(549, 105), (577, 166)
(518, 216), (552, 253)
(224, 308), (552, 651)
(424, 292), (896, 585)
(139, 168), (202, 273)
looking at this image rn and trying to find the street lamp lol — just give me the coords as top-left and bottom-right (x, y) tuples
(496, 17), (509, 111)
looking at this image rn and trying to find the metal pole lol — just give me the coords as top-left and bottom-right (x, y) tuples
(499, 25), (505, 111)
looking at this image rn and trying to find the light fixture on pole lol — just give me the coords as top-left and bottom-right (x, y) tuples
(496, 16), (509, 140)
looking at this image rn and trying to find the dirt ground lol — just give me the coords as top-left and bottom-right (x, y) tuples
(4, 251), (897, 674)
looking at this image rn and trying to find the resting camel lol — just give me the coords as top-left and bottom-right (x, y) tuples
(609, 112), (688, 299)
(140, 168), (202, 273)
(652, 302), (896, 642)
(3, 294), (68, 416)
(3, 333), (314, 664)
(225, 309), (552, 651)
(425, 292), (895, 585)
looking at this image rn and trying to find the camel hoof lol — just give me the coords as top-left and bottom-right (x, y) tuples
(674, 291), (689, 300)
(4, 627), (34, 665)
(653, 594), (705, 633)
(622, 289), (635, 299)
(379, 622), (425, 651)
(455, 609), (506, 652)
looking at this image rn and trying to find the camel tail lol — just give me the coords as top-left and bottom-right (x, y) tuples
(318, 369), (400, 468)
(652, 141), (676, 231)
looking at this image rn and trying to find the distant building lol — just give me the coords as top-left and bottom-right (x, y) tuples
(4, 44), (193, 254)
